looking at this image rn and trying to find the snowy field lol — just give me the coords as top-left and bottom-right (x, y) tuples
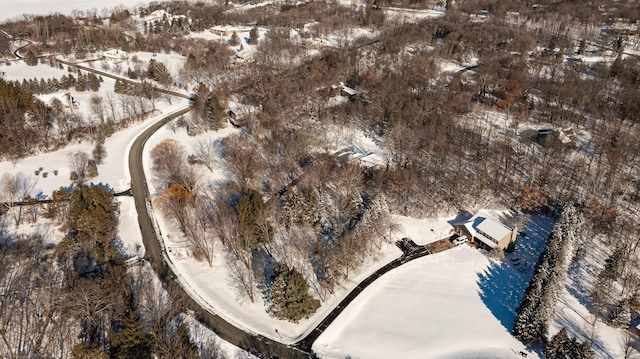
(313, 214), (557, 358)
(0, 100), (187, 257)
(0, 102), (187, 195)
(0, 1), (145, 22)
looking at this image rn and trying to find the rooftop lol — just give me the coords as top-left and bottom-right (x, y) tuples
(476, 217), (512, 241)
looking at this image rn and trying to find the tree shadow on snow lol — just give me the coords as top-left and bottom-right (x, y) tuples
(553, 300), (612, 359)
(478, 215), (557, 336)
(477, 261), (531, 332)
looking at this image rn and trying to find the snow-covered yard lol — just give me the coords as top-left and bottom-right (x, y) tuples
(141, 124), (552, 351)
(140, 120), (402, 343)
(0, 102), (187, 195)
(314, 246), (533, 359)
(312, 214), (557, 358)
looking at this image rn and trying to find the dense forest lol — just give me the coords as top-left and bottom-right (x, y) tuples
(1, 0), (640, 357)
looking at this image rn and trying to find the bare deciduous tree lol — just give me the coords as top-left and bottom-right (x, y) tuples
(69, 151), (90, 186)
(1, 172), (38, 226)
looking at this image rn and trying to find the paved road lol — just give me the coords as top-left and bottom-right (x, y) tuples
(126, 107), (436, 357)
(128, 106), (309, 359)
(56, 57), (189, 100)
(8, 31), (441, 359)
(102, 37), (431, 359)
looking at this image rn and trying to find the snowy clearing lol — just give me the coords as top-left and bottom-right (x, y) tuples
(0, 1), (139, 22)
(313, 214), (557, 358)
(0, 101), (187, 195)
(314, 246), (534, 359)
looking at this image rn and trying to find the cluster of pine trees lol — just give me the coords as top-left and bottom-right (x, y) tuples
(0, 184), (213, 358)
(513, 206), (587, 346)
(14, 71), (102, 95)
(114, 78), (157, 99)
(190, 83), (226, 131)
(0, 78), (51, 161)
(545, 328), (595, 359)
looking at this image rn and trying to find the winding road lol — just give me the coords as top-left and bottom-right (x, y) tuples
(128, 106), (310, 359)
(127, 104), (435, 358)
(36, 39), (435, 358)
(1, 41), (437, 357)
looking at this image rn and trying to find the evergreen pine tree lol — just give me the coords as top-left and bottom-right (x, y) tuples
(75, 74), (87, 91)
(175, 323), (199, 358)
(578, 342), (595, 359)
(109, 312), (152, 359)
(88, 74), (100, 91)
(68, 74), (76, 88)
(236, 189), (267, 250)
(51, 77), (60, 91)
(609, 299), (631, 328)
(87, 159), (98, 178)
(205, 94), (225, 130)
(93, 142), (107, 164)
(249, 27), (259, 45)
(270, 263), (320, 322)
(127, 67), (137, 79)
(545, 328), (568, 359)
(147, 59), (157, 80)
(114, 78), (125, 93)
(24, 49), (38, 66)
(230, 31), (239, 46)
(38, 78), (47, 94)
(60, 74), (72, 89)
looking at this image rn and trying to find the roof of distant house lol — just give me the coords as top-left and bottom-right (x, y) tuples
(341, 85), (357, 96)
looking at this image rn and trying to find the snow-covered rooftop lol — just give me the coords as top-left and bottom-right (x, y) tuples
(458, 215), (511, 248)
(476, 216), (512, 241)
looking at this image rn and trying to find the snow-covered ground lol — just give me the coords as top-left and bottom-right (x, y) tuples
(0, 100), (187, 258)
(141, 121), (404, 344)
(0, 102), (187, 195)
(141, 123), (543, 351)
(393, 215), (456, 245)
(548, 234), (635, 358)
(314, 247), (532, 359)
(328, 126), (387, 167)
(189, 25), (269, 62)
(313, 214), (558, 358)
(0, 99), (257, 358)
(1, 60), (119, 120)
(0, 0), (139, 22)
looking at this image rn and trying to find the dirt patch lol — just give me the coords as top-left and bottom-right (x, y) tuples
(426, 237), (454, 254)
